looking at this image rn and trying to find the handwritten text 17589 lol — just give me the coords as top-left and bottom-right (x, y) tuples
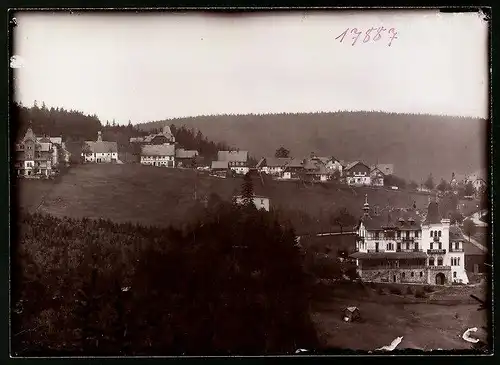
(335, 27), (398, 47)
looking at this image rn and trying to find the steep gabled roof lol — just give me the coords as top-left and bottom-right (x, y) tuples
(284, 158), (304, 169)
(49, 137), (63, 145)
(371, 164), (394, 176)
(141, 144), (174, 156)
(362, 208), (422, 230)
(218, 150), (248, 162)
(211, 160), (229, 169)
(424, 202), (441, 224)
(175, 148), (198, 158)
(85, 140), (118, 153)
(345, 161), (369, 171)
(261, 157), (293, 168)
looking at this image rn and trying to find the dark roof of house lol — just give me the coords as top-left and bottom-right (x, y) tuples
(284, 158), (304, 169)
(345, 161), (370, 171)
(85, 141), (118, 153)
(350, 251), (428, 260)
(141, 144), (174, 156)
(259, 157), (293, 168)
(449, 225), (464, 241)
(361, 208), (421, 230)
(303, 158), (320, 170)
(306, 164), (329, 175)
(371, 164), (394, 175)
(23, 128), (36, 142)
(218, 150), (248, 162)
(211, 160), (229, 169)
(425, 202), (441, 224)
(175, 148), (198, 158)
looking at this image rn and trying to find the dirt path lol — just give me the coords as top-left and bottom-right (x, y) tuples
(311, 284), (489, 351)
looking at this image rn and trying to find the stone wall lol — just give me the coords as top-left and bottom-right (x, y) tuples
(361, 268), (428, 284)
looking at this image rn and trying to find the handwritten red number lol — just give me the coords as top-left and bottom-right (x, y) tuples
(351, 28), (362, 46)
(363, 27), (375, 43)
(388, 28), (398, 46)
(335, 28), (349, 43)
(374, 26), (386, 41)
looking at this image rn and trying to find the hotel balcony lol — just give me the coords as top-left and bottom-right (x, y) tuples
(428, 265), (451, 270)
(396, 248), (423, 253)
(427, 249), (447, 255)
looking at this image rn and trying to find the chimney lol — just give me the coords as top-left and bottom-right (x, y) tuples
(97, 131), (102, 142)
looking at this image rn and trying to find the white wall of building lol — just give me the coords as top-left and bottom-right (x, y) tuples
(140, 155), (175, 167)
(231, 166), (250, 175)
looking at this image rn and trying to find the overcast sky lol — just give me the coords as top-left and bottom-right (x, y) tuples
(13, 10), (489, 124)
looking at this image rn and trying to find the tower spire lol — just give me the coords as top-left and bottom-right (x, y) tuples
(363, 194), (370, 217)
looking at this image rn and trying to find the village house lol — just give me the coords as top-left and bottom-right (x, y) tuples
(234, 195), (271, 211)
(15, 128), (54, 177)
(303, 157), (330, 182)
(315, 156), (343, 176)
(344, 161), (371, 186)
(211, 160), (229, 177)
(130, 125), (176, 145)
(217, 150), (249, 175)
(82, 131), (118, 163)
(175, 148), (199, 167)
(350, 196), (468, 285)
(370, 167), (385, 187)
(256, 157), (293, 176)
(371, 163), (394, 177)
(140, 144), (175, 167)
(282, 158), (305, 180)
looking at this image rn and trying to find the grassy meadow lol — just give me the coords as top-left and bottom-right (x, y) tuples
(15, 164), (437, 231)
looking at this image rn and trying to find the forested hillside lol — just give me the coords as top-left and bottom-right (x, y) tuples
(11, 103), (235, 163)
(138, 111), (488, 182)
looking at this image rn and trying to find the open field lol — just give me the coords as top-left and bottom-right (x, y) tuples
(15, 164), (439, 230)
(311, 281), (489, 351)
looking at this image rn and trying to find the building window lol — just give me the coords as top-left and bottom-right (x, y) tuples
(430, 230), (433, 237)
(397, 231), (401, 239)
(406, 242), (410, 250)
(457, 257), (460, 266)
(437, 257), (443, 266)
(375, 242), (379, 252)
(411, 272), (414, 277)
(455, 242), (459, 250)
(402, 272), (405, 278)
(430, 242), (433, 250)
(438, 231), (442, 237)
(374, 232), (379, 239)
(386, 242), (394, 251)
(420, 271), (423, 277)
(415, 231), (419, 238)
(453, 272), (457, 278)
(429, 258), (435, 266)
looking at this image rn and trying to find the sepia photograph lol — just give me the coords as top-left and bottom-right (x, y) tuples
(10, 9), (491, 356)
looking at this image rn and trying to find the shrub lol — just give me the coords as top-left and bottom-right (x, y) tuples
(423, 285), (435, 293)
(389, 286), (402, 295)
(405, 286), (413, 295)
(377, 287), (386, 295)
(415, 289), (427, 298)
